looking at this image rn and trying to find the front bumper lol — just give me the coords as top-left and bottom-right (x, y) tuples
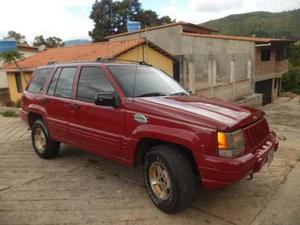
(198, 131), (279, 190)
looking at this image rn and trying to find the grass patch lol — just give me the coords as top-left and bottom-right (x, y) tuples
(2, 110), (19, 117)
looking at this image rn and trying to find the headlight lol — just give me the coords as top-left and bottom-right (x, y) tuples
(217, 130), (245, 158)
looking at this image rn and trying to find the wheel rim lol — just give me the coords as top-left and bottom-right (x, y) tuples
(149, 161), (171, 200)
(34, 127), (46, 153)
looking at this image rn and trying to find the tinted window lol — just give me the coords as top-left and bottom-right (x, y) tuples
(28, 68), (53, 93)
(54, 67), (77, 98)
(47, 68), (62, 96)
(77, 67), (115, 102)
(109, 65), (187, 97)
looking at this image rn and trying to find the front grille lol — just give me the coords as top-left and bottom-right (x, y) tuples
(243, 118), (270, 152)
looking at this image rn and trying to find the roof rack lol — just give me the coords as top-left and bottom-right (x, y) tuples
(95, 57), (152, 66)
(46, 59), (152, 66)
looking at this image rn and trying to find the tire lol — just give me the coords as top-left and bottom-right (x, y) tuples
(144, 145), (196, 214)
(31, 119), (60, 159)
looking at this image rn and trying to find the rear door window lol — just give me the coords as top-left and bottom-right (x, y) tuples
(28, 68), (54, 93)
(47, 67), (77, 98)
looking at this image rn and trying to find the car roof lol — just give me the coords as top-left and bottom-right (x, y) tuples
(37, 61), (150, 70)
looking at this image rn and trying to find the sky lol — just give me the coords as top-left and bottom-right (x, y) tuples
(0, 0), (300, 43)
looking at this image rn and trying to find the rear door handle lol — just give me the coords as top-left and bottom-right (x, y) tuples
(42, 97), (49, 103)
(70, 103), (80, 110)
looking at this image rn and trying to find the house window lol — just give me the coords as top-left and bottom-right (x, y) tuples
(15, 72), (23, 93)
(261, 48), (271, 61)
(276, 46), (288, 61)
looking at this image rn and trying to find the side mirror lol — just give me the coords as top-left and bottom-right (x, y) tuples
(185, 88), (193, 95)
(95, 92), (119, 107)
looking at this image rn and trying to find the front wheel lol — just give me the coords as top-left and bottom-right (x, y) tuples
(144, 145), (197, 214)
(31, 120), (60, 159)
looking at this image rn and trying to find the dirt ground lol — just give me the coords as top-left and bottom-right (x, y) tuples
(0, 96), (299, 225)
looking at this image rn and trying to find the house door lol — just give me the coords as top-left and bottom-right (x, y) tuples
(255, 79), (272, 105)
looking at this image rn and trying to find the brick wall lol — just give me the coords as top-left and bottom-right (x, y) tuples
(255, 47), (288, 77)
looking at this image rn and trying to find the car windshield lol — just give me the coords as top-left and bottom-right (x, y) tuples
(108, 65), (188, 97)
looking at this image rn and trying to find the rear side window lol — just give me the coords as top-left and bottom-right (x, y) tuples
(77, 67), (115, 102)
(28, 68), (53, 93)
(47, 67), (77, 98)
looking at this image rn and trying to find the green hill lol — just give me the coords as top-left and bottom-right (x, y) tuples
(201, 9), (300, 39)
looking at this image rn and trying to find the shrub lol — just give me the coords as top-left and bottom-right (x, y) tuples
(2, 110), (19, 117)
(282, 67), (300, 94)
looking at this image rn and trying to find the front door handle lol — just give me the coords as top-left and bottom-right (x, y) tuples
(70, 103), (80, 110)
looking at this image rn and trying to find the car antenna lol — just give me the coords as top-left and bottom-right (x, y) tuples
(132, 24), (146, 102)
(132, 40), (140, 102)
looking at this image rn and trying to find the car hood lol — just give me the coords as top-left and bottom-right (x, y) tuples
(134, 95), (264, 131)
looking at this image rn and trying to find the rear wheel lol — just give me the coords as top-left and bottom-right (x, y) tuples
(144, 145), (196, 214)
(31, 120), (60, 159)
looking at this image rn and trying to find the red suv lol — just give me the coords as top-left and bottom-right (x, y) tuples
(21, 62), (278, 213)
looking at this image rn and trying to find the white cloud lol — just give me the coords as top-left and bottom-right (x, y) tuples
(0, 0), (95, 43)
(0, 0), (300, 43)
(189, 0), (243, 12)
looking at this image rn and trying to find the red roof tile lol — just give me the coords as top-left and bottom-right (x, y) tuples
(6, 39), (148, 70)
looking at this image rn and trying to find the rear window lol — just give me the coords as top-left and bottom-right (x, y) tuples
(27, 68), (54, 93)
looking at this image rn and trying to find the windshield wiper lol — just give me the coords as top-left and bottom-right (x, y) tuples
(170, 92), (189, 96)
(136, 92), (169, 97)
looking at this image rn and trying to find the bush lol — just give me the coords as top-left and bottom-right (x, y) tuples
(2, 110), (19, 117)
(282, 67), (300, 94)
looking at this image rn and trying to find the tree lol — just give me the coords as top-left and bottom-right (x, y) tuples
(33, 35), (65, 48)
(288, 42), (300, 67)
(135, 10), (160, 28)
(89, 0), (116, 42)
(89, 0), (175, 41)
(4, 31), (28, 45)
(0, 50), (28, 85)
(282, 42), (300, 94)
(0, 50), (23, 67)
